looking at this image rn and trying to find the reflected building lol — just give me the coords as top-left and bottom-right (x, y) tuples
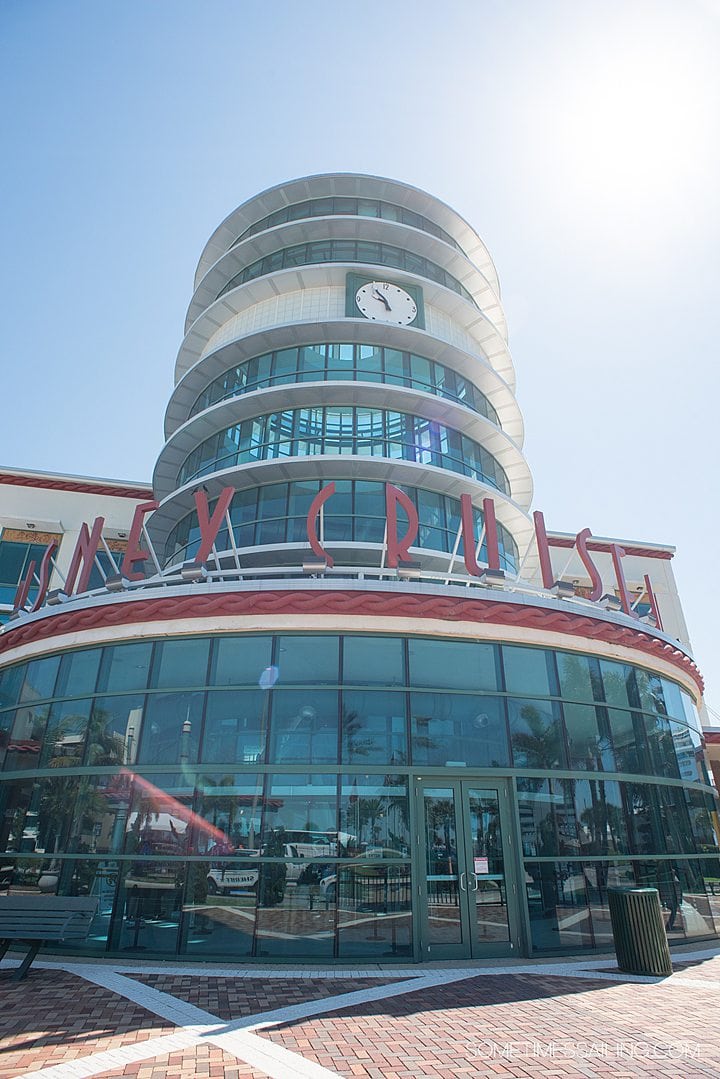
(0, 174), (718, 961)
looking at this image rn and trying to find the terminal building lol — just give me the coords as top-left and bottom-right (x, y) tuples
(0, 174), (718, 962)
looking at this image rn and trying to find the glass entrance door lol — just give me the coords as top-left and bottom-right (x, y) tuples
(418, 780), (519, 959)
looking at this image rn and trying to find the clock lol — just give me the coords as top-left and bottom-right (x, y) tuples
(355, 281), (418, 325)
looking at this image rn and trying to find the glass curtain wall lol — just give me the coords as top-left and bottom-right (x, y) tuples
(0, 634), (717, 959)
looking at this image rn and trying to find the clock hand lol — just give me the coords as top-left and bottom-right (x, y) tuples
(372, 287), (392, 311)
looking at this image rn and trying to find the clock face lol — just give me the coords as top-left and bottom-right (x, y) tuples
(355, 281), (418, 325)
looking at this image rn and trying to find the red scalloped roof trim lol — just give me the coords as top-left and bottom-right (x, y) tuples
(0, 589), (704, 694)
(0, 473), (152, 499)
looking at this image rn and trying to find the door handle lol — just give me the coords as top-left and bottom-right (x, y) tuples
(470, 872), (478, 892)
(459, 871), (467, 892)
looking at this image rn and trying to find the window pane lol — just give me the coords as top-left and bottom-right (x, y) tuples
(4, 703), (49, 771)
(96, 642), (153, 693)
(408, 639), (499, 690)
(339, 774), (409, 854)
(623, 783), (666, 854)
(599, 660), (635, 708)
(0, 779), (34, 852)
(556, 653), (597, 703)
(573, 778), (629, 855)
(525, 861), (593, 951)
(86, 695), (144, 766)
(517, 778), (578, 857)
(67, 775), (135, 854)
(20, 657), (60, 703)
(341, 690), (407, 764)
(152, 639), (210, 688)
(502, 646), (556, 697)
(55, 650), (101, 697)
(270, 689), (338, 763)
(194, 772), (263, 852)
(137, 692), (203, 765)
(40, 698), (93, 767)
(410, 693), (509, 767)
(264, 773), (337, 840)
(0, 665), (25, 710)
(643, 713), (680, 779)
(210, 636), (273, 687)
(201, 689), (267, 764)
(508, 698), (566, 767)
(342, 636), (405, 686)
(276, 636), (339, 684)
(607, 709), (645, 773)
(563, 703), (614, 771)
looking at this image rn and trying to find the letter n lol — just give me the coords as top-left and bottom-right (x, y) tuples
(65, 518), (105, 595)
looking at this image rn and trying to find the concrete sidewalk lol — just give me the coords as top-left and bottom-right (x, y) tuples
(2, 947), (720, 1078)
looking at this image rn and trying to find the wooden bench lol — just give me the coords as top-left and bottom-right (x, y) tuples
(0, 896), (99, 980)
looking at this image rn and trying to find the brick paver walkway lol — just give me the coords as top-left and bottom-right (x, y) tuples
(260, 967), (720, 1077)
(1, 952), (720, 1078)
(94, 1044), (267, 1078)
(0, 970), (175, 1077)
(129, 975), (404, 1020)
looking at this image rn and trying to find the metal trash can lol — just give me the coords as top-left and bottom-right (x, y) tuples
(607, 887), (672, 976)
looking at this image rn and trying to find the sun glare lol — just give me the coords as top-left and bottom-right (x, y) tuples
(529, 18), (719, 238)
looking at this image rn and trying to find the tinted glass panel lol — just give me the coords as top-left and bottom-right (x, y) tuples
(211, 636), (273, 687)
(556, 653), (596, 703)
(503, 647), (556, 697)
(517, 778), (578, 857)
(572, 778), (629, 855)
(55, 650), (101, 698)
(563, 703), (614, 771)
(87, 695), (144, 766)
(410, 693), (509, 767)
(408, 639), (499, 690)
(276, 636), (339, 684)
(342, 637), (405, 686)
(508, 698), (566, 768)
(20, 657), (61, 702)
(96, 643), (153, 693)
(137, 692), (204, 765)
(152, 639), (210, 688)
(40, 698), (93, 767)
(201, 690), (267, 764)
(341, 690), (407, 764)
(270, 689), (338, 763)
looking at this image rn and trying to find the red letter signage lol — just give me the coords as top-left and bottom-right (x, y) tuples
(609, 544), (633, 615)
(533, 511), (555, 589)
(121, 500), (159, 580)
(30, 541), (58, 612)
(575, 528), (603, 602)
(194, 487), (235, 562)
(306, 483), (335, 568)
(482, 497), (501, 571)
(385, 484), (419, 567)
(459, 494), (481, 576)
(65, 517), (105, 596)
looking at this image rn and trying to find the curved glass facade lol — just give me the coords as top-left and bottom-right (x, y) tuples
(163, 479), (520, 571)
(231, 195), (464, 253)
(177, 406), (512, 493)
(188, 342), (501, 428)
(215, 240), (477, 306)
(0, 633), (716, 960)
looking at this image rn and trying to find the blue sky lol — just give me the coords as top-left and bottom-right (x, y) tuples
(1, 0), (719, 716)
